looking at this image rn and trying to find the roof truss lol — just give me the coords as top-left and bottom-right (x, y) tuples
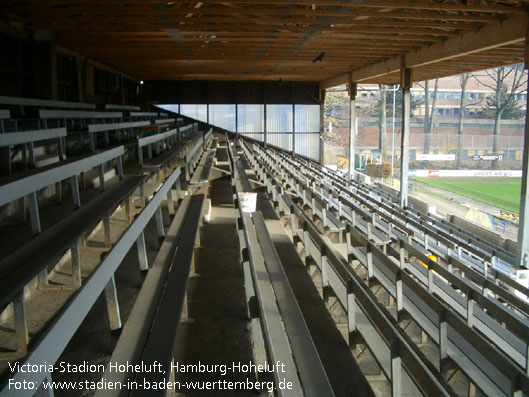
(0, 0), (527, 84)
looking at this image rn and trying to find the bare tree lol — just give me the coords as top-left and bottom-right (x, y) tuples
(474, 65), (527, 168)
(456, 73), (473, 166)
(372, 85), (420, 162)
(324, 88), (350, 148)
(455, 73), (483, 167)
(422, 78), (439, 154)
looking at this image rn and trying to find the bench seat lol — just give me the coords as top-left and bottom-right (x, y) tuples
(210, 137), (218, 151)
(0, 175), (145, 311)
(142, 143), (185, 170)
(189, 150), (214, 186)
(132, 194), (204, 392)
(96, 194), (204, 396)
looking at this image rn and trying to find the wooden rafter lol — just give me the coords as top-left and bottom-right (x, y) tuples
(0, 0), (526, 83)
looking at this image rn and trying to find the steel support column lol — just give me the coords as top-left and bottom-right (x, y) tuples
(263, 104), (267, 147)
(292, 103), (296, 156)
(349, 82), (357, 180)
(319, 89), (325, 165)
(399, 66), (412, 208)
(104, 275), (122, 331)
(517, 40), (529, 267)
(292, 83), (296, 156)
(518, 119), (529, 266)
(235, 104), (238, 134)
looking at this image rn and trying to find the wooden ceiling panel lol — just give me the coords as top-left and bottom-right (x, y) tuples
(0, 0), (526, 84)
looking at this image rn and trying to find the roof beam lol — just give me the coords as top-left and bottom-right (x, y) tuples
(3, 1), (523, 14)
(320, 13), (526, 89)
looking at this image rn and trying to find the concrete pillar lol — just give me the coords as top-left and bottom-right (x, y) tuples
(349, 82), (357, 180)
(399, 66), (412, 208)
(517, 60), (529, 267)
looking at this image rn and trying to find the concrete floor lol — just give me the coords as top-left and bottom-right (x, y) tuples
(174, 170), (257, 395)
(173, 144), (374, 396)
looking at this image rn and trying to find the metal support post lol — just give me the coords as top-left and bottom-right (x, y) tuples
(125, 196), (133, 224)
(27, 191), (41, 235)
(155, 205), (165, 239)
(167, 189), (175, 216)
(103, 213), (111, 248)
(517, 62), (529, 267)
(174, 178), (182, 200)
(399, 65), (412, 208)
(138, 143), (144, 166)
(292, 100), (296, 156)
(136, 231), (149, 271)
(319, 89), (325, 165)
(439, 308), (448, 374)
(13, 289), (29, 352)
(116, 156), (124, 179)
(35, 373), (54, 397)
(349, 82), (357, 180)
(28, 142), (35, 168)
(71, 238), (82, 287)
(263, 104), (267, 147)
(89, 131), (96, 153)
(235, 104), (238, 134)
(391, 339), (402, 397)
(346, 279), (356, 346)
(98, 164), (105, 191)
(104, 275), (122, 331)
(70, 175), (81, 208)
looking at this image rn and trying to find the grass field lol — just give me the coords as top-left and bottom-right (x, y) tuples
(412, 177), (521, 213)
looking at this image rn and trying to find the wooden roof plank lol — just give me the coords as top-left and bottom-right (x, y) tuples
(321, 13), (526, 88)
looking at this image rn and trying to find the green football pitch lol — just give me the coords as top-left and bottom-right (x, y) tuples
(412, 177), (521, 213)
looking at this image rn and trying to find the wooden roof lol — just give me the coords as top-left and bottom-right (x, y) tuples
(1, 1), (527, 86)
